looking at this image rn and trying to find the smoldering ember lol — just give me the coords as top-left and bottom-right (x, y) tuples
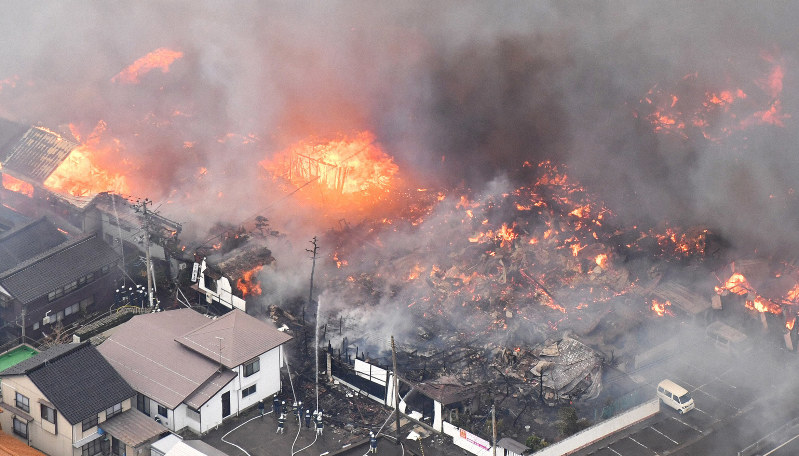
(2, 3), (799, 456)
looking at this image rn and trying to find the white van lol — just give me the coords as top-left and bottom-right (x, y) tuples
(656, 379), (695, 414)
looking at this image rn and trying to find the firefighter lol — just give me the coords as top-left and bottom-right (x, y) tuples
(277, 413), (286, 434)
(304, 409), (312, 429)
(258, 400), (265, 418)
(273, 396), (280, 414)
(315, 411), (323, 436)
(370, 432), (378, 453)
(295, 400), (303, 426)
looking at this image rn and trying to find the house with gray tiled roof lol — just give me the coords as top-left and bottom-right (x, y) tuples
(0, 217), (120, 342)
(0, 342), (166, 456)
(97, 308), (292, 434)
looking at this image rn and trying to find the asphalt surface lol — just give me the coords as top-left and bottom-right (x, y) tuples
(582, 332), (799, 456)
(200, 404), (460, 456)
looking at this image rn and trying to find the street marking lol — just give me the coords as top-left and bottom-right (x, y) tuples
(629, 436), (649, 450)
(606, 446), (623, 455)
(763, 433), (799, 455)
(671, 416), (703, 434)
(650, 426), (679, 445)
(693, 407), (711, 416)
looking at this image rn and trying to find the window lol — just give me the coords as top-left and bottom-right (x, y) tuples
(41, 404), (56, 423)
(12, 417), (27, 438)
(243, 358), (260, 377)
(56, 310), (64, 321)
(242, 385), (256, 398)
(15, 392), (29, 412)
(82, 438), (103, 456)
(136, 393), (150, 415)
(65, 302), (79, 316)
(157, 404), (168, 418)
(106, 403), (122, 419)
(64, 280), (78, 294)
(101, 265), (110, 274)
(33, 322), (39, 330)
(82, 415), (98, 432)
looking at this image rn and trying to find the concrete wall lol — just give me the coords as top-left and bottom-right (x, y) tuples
(532, 399), (660, 456)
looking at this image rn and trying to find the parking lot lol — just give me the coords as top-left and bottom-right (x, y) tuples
(585, 334), (762, 455)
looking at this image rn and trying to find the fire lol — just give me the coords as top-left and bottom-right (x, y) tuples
(112, 48), (184, 84)
(2, 174), (33, 197)
(595, 253), (608, 268)
(786, 318), (795, 331)
(715, 273), (751, 295)
(640, 55), (788, 141)
(43, 122), (129, 197)
(236, 266), (263, 298)
(745, 296), (781, 314)
(651, 299), (674, 317)
(264, 131), (398, 200)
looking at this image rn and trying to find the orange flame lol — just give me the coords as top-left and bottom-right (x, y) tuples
(112, 48), (184, 84)
(43, 122), (129, 197)
(595, 253), (608, 268)
(786, 318), (795, 331)
(2, 174), (33, 197)
(746, 296), (781, 314)
(651, 299), (674, 317)
(236, 266), (263, 298)
(715, 272), (751, 295)
(264, 131), (398, 197)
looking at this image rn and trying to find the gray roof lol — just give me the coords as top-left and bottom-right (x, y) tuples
(177, 309), (292, 369)
(100, 409), (167, 447)
(184, 369), (237, 410)
(0, 217), (68, 273)
(497, 438), (529, 454)
(97, 309), (231, 409)
(0, 343), (135, 424)
(0, 233), (119, 303)
(1, 127), (77, 183)
(98, 309), (291, 410)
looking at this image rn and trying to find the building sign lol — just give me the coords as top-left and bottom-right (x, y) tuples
(459, 428), (491, 451)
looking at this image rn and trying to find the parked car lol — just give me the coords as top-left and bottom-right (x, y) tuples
(657, 379), (695, 414)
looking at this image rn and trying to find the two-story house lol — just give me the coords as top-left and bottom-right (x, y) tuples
(0, 342), (165, 456)
(0, 217), (120, 342)
(97, 308), (292, 434)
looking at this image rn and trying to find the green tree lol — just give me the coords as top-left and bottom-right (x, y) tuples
(524, 434), (549, 452)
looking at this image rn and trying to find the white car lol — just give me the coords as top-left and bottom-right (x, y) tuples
(657, 379), (695, 414)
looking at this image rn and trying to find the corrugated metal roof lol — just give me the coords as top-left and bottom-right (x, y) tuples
(177, 309), (292, 369)
(99, 409), (168, 447)
(97, 309), (226, 409)
(2, 127), (77, 183)
(185, 370), (236, 409)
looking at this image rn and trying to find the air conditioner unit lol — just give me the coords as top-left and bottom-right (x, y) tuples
(42, 315), (51, 325)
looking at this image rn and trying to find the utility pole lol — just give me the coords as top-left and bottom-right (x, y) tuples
(20, 306), (25, 342)
(305, 236), (319, 325)
(391, 336), (401, 444)
(133, 198), (154, 307)
(491, 403), (497, 456)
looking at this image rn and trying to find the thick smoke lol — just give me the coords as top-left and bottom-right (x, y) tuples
(2, 3), (799, 338)
(1, 2), (798, 253)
